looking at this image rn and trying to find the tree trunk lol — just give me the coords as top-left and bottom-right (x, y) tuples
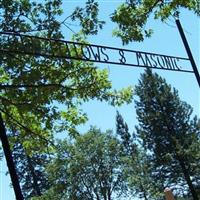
(178, 159), (199, 200)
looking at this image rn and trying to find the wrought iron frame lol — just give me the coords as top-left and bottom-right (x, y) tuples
(0, 18), (199, 200)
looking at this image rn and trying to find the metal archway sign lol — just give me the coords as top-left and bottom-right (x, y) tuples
(0, 31), (194, 73)
(0, 19), (199, 200)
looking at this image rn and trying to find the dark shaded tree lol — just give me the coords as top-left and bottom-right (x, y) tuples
(116, 111), (163, 200)
(134, 69), (200, 200)
(9, 128), (51, 199)
(36, 127), (127, 200)
(116, 111), (134, 155)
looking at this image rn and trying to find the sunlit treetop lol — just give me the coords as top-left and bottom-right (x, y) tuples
(110, 0), (199, 44)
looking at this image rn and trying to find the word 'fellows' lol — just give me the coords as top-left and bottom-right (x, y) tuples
(66, 42), (185, 71)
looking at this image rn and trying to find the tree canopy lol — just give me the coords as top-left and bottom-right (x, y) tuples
(33, 128), (127, 200)
(70, 0), (200, 44)
(134, 69), (200, 199)
(0, 0), (133, 154)
(0, 1), (199, 200)
(111, 0), (199, 43)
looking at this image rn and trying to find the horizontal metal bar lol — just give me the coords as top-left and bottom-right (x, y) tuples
(0, 49), (194, 74)
(0, 31), (189, 61)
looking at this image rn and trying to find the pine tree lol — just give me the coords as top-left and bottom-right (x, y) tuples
(134, 69), (200, 200)
(116, 111), (164, 200)
(116, 111), (133, 155)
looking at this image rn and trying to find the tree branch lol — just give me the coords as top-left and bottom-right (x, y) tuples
(0, 96), (32, 106)
(0, 107), (56, 148)
(0, 83), (64, 89)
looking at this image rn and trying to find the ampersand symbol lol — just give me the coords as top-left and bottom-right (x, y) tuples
(119, 50), (126, 64)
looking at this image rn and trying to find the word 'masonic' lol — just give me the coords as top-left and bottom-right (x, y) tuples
(136, 52), (180, 70)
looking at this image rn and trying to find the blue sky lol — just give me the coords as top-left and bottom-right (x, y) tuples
(1, 1), (199, 199)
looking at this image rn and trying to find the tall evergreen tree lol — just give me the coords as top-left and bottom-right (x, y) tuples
(116, 111), (163, 200)
(116, 111), (133, 155)
(134, 69), (200, 200)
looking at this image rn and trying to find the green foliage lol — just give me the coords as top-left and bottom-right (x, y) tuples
(111, 2), (154, 44)
(67, 0), (200, 44)
(116, 111), (132, 153)
(127, 151), (164, 200)
(71, 0), (105, 35)
(0, 0), (63, 36)
(0, 0), (133, 154)
(134, 69), (200, 198)
(111, 0), (200, 44)
(35, 128), (127, 200)
(0, 1), (134, 197)
(0, 1), (199, 199)
(116, 111), (163, 200)
(12, 138), (51, 199)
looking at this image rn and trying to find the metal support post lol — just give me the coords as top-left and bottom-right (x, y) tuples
(0, 113), (24, 200)
(175, 19), (200, 88)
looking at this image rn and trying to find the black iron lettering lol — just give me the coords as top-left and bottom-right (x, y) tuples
(6, 35), (17, 52)
(72, 43), (79, 58)
(49, 40), (56, 56)
(6, 35), (13, 43)
(13, 34), (25, 53)
(89, 46), (101, 61)
(30, 37), (37, 54)
(60, 41), (67, 57)
(136, 52), (146, 66)
(40, 38), (47, 55)
(119, 50), (126, 64)
(169, 57), (176, 70)
(157, 56), (166, 68)
(17, 35), (23, 52)
(100, 47), (109, 62)
(81, 45), (91, 60)
(163, 56), (174, 69)
(58, 41), (66, 57)
(145, 54), (152, 67)
(173, 58), (181, 70)
(150, 54), (158, 68)
(0, 32), (191, 73)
